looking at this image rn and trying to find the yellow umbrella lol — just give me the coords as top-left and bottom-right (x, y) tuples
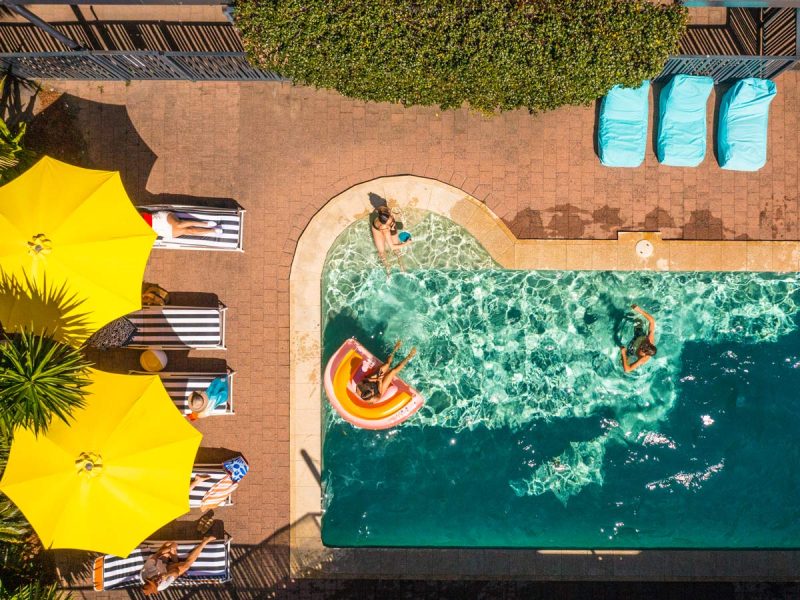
(0, 369), (202, 557)
(0, 156), (156, 341)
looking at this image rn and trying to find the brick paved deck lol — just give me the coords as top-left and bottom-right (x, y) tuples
(29, 71), (799, 596)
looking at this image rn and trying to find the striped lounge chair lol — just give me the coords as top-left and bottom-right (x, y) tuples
(93, 537), (232, 591)
(130, 370), (235, 416)
(140, 204), (245, 252)
(190, 464), (235, 509)
(126, 304), (227, 350)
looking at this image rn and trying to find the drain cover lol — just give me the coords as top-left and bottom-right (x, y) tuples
(635, 239), (654, 258)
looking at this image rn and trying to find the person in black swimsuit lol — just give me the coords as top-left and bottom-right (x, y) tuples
(357, 340), (417, 403)
(620, 304), (657, 373)
(370, 206), (412, 278)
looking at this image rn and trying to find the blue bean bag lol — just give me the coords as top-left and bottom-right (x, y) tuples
(656, 75), (714, 167)
(718, 78), (777, 171)
(598, 81), (650, 168)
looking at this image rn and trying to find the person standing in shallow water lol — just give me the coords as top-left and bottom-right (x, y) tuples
(620, 304), (658, 373)
(370, 205), (411, 278)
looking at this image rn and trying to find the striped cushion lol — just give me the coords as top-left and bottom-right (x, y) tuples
(161, 374), (232, 415)
(100, 540), (230, 590)
(190, 467), (232, 508)
(127, 307), (222, 348)
(200, 476), (238, 511)
(149, 209), (242, 250)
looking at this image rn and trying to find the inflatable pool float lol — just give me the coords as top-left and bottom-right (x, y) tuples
(324, 338), (424, 430)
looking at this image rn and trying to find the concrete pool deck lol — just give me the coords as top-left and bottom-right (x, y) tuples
(290, 175), (800, 580)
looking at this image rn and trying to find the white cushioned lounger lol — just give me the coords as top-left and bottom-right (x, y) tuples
(126, 304), (227, 350)
(139, 204), (245, 252)
(93, 537), (232, 591)
(129, 370), (235, 416)
(190, 464), (234, 508)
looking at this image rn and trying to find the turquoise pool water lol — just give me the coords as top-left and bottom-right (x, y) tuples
(321, 210), (800, 548)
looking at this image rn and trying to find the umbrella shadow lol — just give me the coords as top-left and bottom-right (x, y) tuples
(0, 272), (93, 346)
(25, 93), (241, 212)
(194, 447), (243, 464)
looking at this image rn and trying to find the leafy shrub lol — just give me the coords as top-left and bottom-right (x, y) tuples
(0, 76), (35, 184)
(236, 0), (687, 113)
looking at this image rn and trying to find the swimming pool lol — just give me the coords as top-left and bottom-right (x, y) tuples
(321, 210), (800, 548)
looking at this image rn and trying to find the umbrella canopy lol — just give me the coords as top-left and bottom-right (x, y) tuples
(0, 156), (156, 341)
(0, 369), (202, 556)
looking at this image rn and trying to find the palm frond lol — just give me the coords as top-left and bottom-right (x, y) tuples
(0, 582), (70, 600)
(0, 330), (91, 436)
(0, 497), (30, 545)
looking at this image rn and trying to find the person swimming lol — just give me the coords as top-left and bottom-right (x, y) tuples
(620, 304), (657, 373)
(357, 340), (417, 403)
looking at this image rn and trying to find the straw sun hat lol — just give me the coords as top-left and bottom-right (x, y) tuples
(189, 390), (210, 414)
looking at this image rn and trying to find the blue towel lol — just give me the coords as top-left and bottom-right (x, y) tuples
(223, 455), (249, 483)
(718, 78), (777, 172)
(598, 81), (650, 168)
(657, 75), (714, 167)
(205, 376), (229, 410)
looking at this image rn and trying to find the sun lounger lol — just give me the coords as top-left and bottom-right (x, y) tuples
(190, 464), (235, 508)
(93, 536), (232, 591)
(656, 75), (714, 167)
(130, 369), (235, 416)
(126, 303), (227, 350)
(717, 78), (777, 171)
(598, 81), (650, 168)
(139, 204), (245, 252)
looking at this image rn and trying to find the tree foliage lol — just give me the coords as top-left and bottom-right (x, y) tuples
(236, 0), (687, 113)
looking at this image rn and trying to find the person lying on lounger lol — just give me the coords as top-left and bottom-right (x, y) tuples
(357, 340), (417, 402)
(140, 210), (222, 240)
(141, 536), (215, 595)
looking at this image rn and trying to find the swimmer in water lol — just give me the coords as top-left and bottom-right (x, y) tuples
(620, 304), (657, 373)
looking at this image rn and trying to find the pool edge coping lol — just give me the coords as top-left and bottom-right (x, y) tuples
(288, 175), (800, 579)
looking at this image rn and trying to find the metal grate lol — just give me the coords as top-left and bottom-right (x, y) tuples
(658, 55), (796, 83)
(661, 8), (799, 83)
(0, 50), (283, 81)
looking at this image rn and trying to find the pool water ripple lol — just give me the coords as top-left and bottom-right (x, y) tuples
(321, 211), (800, 547)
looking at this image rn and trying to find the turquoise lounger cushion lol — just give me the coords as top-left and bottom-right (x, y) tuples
(657, 75), (714, 167)
(598, 81), (650, 168)
(718, 78), (777, 172)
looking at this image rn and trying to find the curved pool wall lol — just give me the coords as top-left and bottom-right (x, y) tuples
(321, 210), (800, 549)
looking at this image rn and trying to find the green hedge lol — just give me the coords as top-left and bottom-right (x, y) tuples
(236, 0), (687, 113)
